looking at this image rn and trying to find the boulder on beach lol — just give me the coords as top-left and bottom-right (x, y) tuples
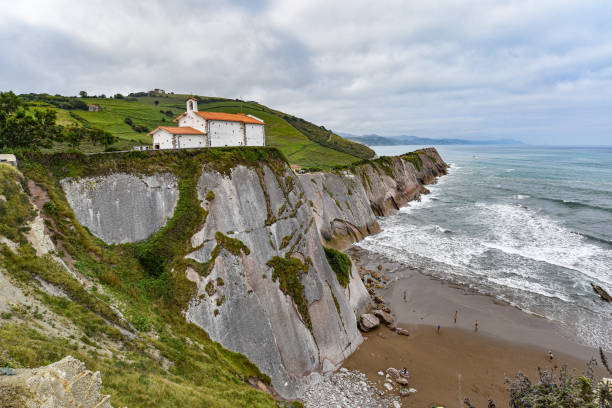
(373, 309), (394, 325)
(359, 313), (380, 332)
(591, 283), (612, 302)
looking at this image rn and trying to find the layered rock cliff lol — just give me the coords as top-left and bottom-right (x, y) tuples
(53, 147), (447, 399)
(300, 147), (448, 248)
(58, 150), (370, 399)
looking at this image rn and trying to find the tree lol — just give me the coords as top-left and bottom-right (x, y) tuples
(86, 126), (117, 149)
(64, 124), (86, 149)
(154, 100), (159, 105)
(78, 91), (88, 98)
(0, 91), (63, 150)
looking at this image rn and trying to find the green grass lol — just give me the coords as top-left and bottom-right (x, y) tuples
(29, 93), (372, 170)
(0, 165), (36, 242)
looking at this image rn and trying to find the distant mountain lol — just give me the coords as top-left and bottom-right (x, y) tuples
(338, 132), (524, 146)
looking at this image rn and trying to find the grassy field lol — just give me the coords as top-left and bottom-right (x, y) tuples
(31, 93), (374, 170)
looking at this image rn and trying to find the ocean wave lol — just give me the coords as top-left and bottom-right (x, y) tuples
(513, 194), (530, 200)
(535, 196), (612, 213)
(477, 203), (612, 285)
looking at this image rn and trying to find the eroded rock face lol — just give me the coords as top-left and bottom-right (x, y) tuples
(0, 356), (114, 408)
(300, 148), (448, 248)
(299, 172), (381, 249)
(184, 164), (366, 398)
(61, 173), (178, 243)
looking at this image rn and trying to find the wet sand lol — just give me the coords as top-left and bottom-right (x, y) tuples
(343, 247), (605, 407)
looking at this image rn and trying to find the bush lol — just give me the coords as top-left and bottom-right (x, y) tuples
(323, 247), (351, 287)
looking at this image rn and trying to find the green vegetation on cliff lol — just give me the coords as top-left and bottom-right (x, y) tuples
(323, 247), (352, 288)
(12, 91), (374, 170)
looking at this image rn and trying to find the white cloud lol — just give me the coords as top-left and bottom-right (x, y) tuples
(1, 0), (611, 144)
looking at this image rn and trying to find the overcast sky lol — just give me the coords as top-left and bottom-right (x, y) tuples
(1, 1), (611, 144)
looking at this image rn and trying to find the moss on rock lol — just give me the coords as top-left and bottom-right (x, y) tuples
(323, 247), (351, 288)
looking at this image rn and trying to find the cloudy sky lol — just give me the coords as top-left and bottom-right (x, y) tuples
(1, 0), (611, 144)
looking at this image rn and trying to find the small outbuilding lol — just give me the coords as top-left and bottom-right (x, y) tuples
(87, 104), (101, 112)
(0, 154), (17, 167)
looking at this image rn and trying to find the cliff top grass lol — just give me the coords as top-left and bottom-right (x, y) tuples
(22, 92), (374, 170)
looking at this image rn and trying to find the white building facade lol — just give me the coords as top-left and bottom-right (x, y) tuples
(150, 126), (206, 150)
(149, 98), (265, 149)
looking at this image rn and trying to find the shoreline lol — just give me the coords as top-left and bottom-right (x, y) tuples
(343, 246), (606, 406)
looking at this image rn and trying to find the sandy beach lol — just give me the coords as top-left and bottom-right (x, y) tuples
(343, 247), (607, 407)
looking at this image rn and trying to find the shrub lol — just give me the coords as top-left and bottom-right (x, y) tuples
(323, 247), (351, 287)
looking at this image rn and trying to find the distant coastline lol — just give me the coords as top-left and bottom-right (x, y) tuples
(339, 132), (524, 146)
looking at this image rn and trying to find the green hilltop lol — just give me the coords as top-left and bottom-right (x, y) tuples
(21, 92), (375, 169)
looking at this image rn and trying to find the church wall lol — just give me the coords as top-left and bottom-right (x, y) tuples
(177, 135), (207, 148)
(245, 124), (265, 146)
(152, 130), (174, 149)
(209, 120), (245, 147)
(178, 112), (207, 134)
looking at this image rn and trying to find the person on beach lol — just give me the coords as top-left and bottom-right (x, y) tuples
(436, 325), (441, 334)
(474, 320), (479, 332)
(548, 350), (554, 361)
(454, 310), (458, 324)
(403, 290), (406, 302)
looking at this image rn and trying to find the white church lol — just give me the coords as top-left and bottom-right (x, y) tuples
(149, 97), (265, 149)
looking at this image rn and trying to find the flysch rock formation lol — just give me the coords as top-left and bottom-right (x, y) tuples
(58, 147), (447, 400)
(61, 173), (179, 243)
(300, 147), (448, 248)
(299, 170), (381, 249)
(184, 164), (366, 398)
(0, 356), (114, 408)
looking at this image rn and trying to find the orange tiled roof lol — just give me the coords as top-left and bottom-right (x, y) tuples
(195, 111), (264, 125)
(149, 126), (204, 136)
(173, 111), (264, 125)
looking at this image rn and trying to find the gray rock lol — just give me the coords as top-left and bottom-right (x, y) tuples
(61, 173), (178, 243)
(0, 356), (114, 408)
(591, 283), (612, 302)
(184, 164), (365, 399)
(373, 309), (393, 325)
(359, 313), (380, 332)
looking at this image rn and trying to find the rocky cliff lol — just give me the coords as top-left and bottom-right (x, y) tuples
(300, 147), (448, 248)
(51, 147), (446, 399)
(57, 149), (370, 399)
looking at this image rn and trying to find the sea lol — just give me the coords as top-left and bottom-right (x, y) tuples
(356, 145), (612, 351)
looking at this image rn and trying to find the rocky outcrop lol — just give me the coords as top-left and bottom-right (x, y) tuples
(300, 147), (448, 248)
(299, 171), (381, 249)
(0, 356), (114, 408)
(183, 163), (365, 398)
(345, 263), (371, 317)
(61, 173), (179, 243)
(591, 283), (612, 302)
